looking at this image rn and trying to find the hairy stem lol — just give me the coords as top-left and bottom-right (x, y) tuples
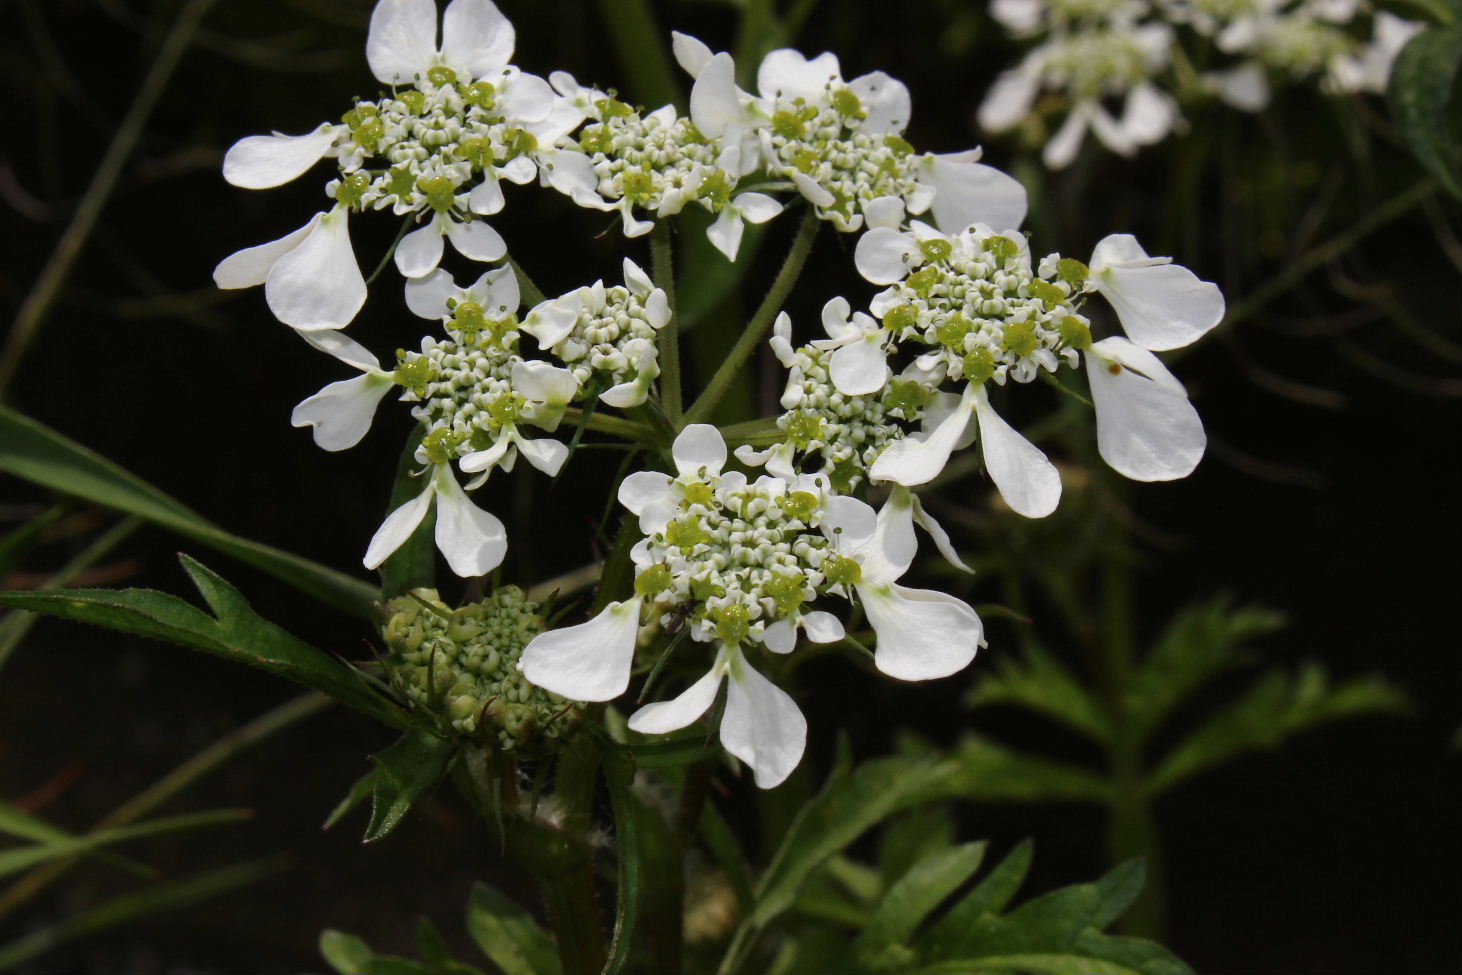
(685, 209), (818, 425)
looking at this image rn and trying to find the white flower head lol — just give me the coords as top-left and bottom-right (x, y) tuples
(363, 462), (508, 578)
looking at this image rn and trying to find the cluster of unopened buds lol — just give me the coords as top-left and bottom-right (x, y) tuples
(978, 0), (1421, 167)
(216, 0), (1225, 788)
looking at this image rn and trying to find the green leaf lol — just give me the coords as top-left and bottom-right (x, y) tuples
(378, 432), (435, 598)
(1388, 24), (1462, 198)
(1125, 597), (1285, 744)
(0, 858), (283, 970)
(943, 735), (1113, 804)
(628, 732), (719, 769)
(1147, 663), (1408, 795)
(324, 768), (381, 830)
(922, 840), (1034, 957)
(0, 404), (377, 617)
(466, 881), (562, 975)
(0, 808), (249, 878)
(321, 930), (376, 975)
(0, 555), (404, 728)
(966, 644), (1113, 743)
(855, 843), (988, 969)
(365, 731), (456, 843)
(876, 805), (957, 890)
(0, 798), (150, 877)
(1091, 860), (1146, 930)
(587, 726), (642, 975)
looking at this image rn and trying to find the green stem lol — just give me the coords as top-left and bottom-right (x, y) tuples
(0, 692), (329, 921)
(685, 209), (819, 425)
(508, 255), (548, 308)
(562, 408), (656, 442)
(651, 222), (683, 423)
(0, 0), (220, 399)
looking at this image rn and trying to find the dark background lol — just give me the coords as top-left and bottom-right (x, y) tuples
(1, 0), (1458, 971)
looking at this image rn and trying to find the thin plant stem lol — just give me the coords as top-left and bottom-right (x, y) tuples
(651, 222), (682, 422)
(685, 209), (819, 425)
(561, 408), (655, 442)
(0, 692), (330, 921)
(0, 0), (220, 398)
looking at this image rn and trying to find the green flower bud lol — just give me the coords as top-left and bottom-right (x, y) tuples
(622, 170), (655, 204)
(771, 110), (805, 140)
(394, 353), (434, 393)
(665, 517), (708, 552)
(398, 90), (427, 115)
(333, 171), (371, 207)
(387, 165), (416, 200)
(786, 414), (825, 447)
(936, 313), (973, 349)
(764, 573), (806, 613)
(831, 88), (866, 119)
(421, 428), (460, 464)
(907, 267), (939, 299)
(1026, 279), (1065, 309)
(418, 175), (457, 213)
(883, 135), (915, 157)
(885, 377), (931, 414)
(982, 235), (1019, 263)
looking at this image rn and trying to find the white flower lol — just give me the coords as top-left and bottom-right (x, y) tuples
(1087, 234), (1225, 351)
(1084, 336), (1206, 480)
(366, 0), (515, 86)
(628, 642), (807, 789)
(705, 150), (784, 260)
(363, 461), (508, 577)
(871, 484), (974, 576)
(519, 596), (644, 701)
(457, 359), (577, 483)
(222, 124), (342, 191)
(617, 423), (727, 535)
(213, 206), (366, 330)
(394, 213), (507, 278)
(404, 264), (520, 323)
(290, 331), (396, 451)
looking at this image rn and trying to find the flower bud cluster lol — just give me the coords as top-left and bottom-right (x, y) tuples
(382, 587), (584, 750)
(632, 473), (835, 647)
(541, 282), (665, 395)
(577, 97), (722, 224)
(395, 324), (525, 465)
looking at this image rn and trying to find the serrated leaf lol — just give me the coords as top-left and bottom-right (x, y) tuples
(323, 769), (380, 830)
(944, 735), (1113, 803)
(1147, 663), (1407, 795)
(0, 404), (377, 617)
(1125, 597), (1284, 744)
(365, 731), (455, 843)
(1091, 860), (1146, 930)
(958, 883), (1101, 957)
(966, 645), (1113, 743)
(921, 839), (1033, 958)
(0, 555), (403, 728)
(465, 882), (561, 975)
(855, 843), (988, 968)
(321, 929), (375, 975)
(1388, 24), (1462, 197)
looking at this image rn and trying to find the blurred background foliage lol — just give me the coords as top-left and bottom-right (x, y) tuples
(0, 0), (1458, 971)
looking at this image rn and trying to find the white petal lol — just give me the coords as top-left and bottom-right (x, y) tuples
(394, 223), (445, 279)
(855, 227), (920, 285)
(512, 359), (578, 407)
(457, 435), (512, 474)
(820, 494), (879, 549)
(1211, 63), (1270, 112)
(223, 125), (336, 190)
(1093, 242), (1225, 351)
(629, 664), (723, 733)
(644, 288), (670, 329)
(873, 487), (918, 578)
(791, 171), (835, 208)
(523, 598), (643, 702)
(762, 619), (797, 654)
(523, 297), (581, 347)
(298, 329), (382, 372)
(848, 71), (910, 133)
(977, 69), (1039, 133)
(690, 53), (743, 139)
(910, 495), (974, 573)
(721, 652), (807, 789)
(621, 257), (654, 295)
(404, 267), (459, 319)
(829, 334), (891, 395)
(1086, 338), (1205, 481)
(291, 373), (394, 451)
(363, 478), (435, 570)
(859, 582), (982, 681)
(862, 195), (906, 230)
(735, 192), (782, 224)
(707, 207), (745, 261)
(672, 424), (727, 478)
(476, 264), (519, 314)
(1043, 104), (1091, 170)
(618, 471), (674, 518)
(757, 49), (841, 102)
(441, 0), (514, 79)
(366, 0), (437, 84)
(972, 386), (1060, 519)
(1121, 83), (1177, 146)
(671, 31), (715, 77)
(600, 378), (648, 408)
(446, 218), (507, 263)
(922, 154), (1028, 235)
(213, 216), (316, 290)
(433, 467), (508, 576)
(923, 391), (979, 450)
(801, 612), (844, 644)
(497, 69), (554, 123)
(265, 208), (365, 330)
(869, 388), (975, 487)
(468, 177), (505, 215)
(513, 433), (569, 476)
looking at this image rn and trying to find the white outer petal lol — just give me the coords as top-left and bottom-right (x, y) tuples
(1086, 338), (1205, 481)
(223, 125), (337, 189)
(291, 373), (394, 451)
(523, 598), (644, 702)
(1091, 235), (1225, 351)
(829, 334), (891, 395)
(441, 0), (514, 79)
(720, 652), (807, 788)
(672, 31), (716, 78)
(690, 53), (743, 138)
(298, 329), (382, 372)
(629, 663), (723, 733)
(972, 385), (1060, 519)
(869, 386), (976, 487)
(910, 495), (974, 574)
(762, 619), (797, 654)
(801, 612), (844, 643)
(363, 478), (435, 570)
(859, 582), (983, 681)
(922, 154), (1029, 235)
(404, 268), (459, 320)
(618, 471), (674, 518)
(446, 218), (507, 263)
(394, 223), (445, 279)
(433, 466), (508, 577)
(707, 207), (745, 261)
(265, 208), (365, 329)
(672, 424), (727, 478)
(366, 0), (437, 84)
(855, 227), (920, 285)
(214, 217), (317, 290)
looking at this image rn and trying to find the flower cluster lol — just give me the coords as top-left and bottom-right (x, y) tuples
(382, 586), (585, 750)
(217, 0), (1226, 789)
(979, 0), (1421, 166)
